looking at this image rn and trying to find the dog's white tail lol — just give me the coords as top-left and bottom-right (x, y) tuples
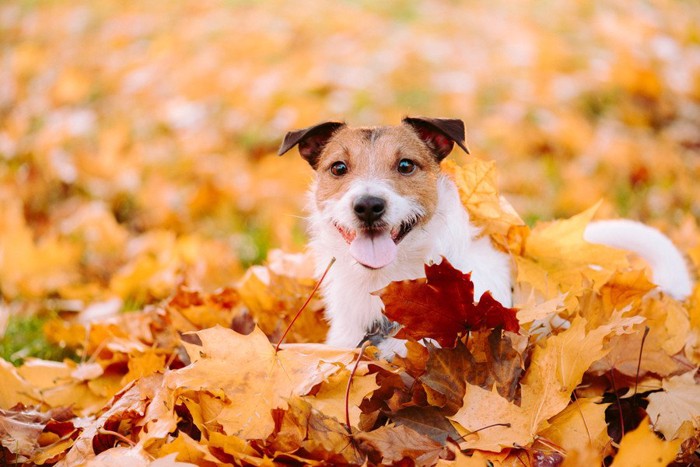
(583, 219), (693, 300)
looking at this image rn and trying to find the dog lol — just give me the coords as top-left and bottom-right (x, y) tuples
(278, 117), (693, 352)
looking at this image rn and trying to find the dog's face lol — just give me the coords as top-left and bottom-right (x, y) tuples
(279, 117), (468, 270)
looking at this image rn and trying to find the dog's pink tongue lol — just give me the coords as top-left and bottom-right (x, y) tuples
(349, 231), (397, 269)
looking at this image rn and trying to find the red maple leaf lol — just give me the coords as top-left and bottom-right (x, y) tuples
(375, 258), (518, 347)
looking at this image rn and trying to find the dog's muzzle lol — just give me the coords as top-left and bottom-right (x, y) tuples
(353, 195), (386, 226)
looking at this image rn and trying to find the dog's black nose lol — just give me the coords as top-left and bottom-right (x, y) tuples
(353, 195), (386, 225)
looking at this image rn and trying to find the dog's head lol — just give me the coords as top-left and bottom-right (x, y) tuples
(279, 117), (469, 270)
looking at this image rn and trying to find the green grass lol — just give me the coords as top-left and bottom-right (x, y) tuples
(0, 314), (78, 366)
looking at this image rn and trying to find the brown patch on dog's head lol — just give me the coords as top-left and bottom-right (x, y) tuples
(314, 125), (441, 212)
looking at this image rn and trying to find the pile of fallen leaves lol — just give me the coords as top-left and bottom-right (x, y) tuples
(2, 0), (700, 465)
(1, 157), (699, 466)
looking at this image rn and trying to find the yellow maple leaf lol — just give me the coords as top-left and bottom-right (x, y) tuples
(0, 199), (81, 299)
(442, 157), (528, 254)
(517, 203), (630, 306)
(451, 383), (532, 452)
(0, 359), (40, 408)
(156, 432), (220, 464)
(591, 294), (690, 377)
(43, 319), (87, 349)
(611, 417), (682, 467)
(237, 249), (328, 343)
(521, 315), (640, 434)
(302, 364), (378, 428)
(16, 359), (121, 415)
(166, 286), (240, 331)
(207, 432), (261, 461)
(540, 397), (612, 463)
(687, 284), (700, 365)
(578, 268), (655, 330)
(451, 315), (639, 452)
(515, 289), (567, 325)
(646, 371), (700, 441)
(122, 349), (168, 385)
(32, 437), (77, 465)
(142, 326), (357, 441)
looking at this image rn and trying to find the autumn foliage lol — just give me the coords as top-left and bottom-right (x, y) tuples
(2, 0), (700, 466)
(378, 259), (519, 346)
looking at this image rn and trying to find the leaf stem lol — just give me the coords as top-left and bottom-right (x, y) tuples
(98, 428), (136, 447)
(275, 257), (335, 353)
(633, 326), (650, 398)
(345, 340), (370, 434)
(534, 435), (566, 455)
(571, 391), (593, 447)
(454, 422), (511, 441)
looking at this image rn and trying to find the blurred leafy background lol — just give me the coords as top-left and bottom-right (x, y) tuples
(1, 0), (699, 361)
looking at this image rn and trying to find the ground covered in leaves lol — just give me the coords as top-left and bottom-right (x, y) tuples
(1, 0), (700, 466)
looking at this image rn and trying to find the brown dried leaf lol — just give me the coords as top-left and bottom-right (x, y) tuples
(465, 330), (526, 401)
(59, 374), (164, 466)
(303, 402), (364, 464)
(355, 424), (446, 467)
(0, 407), (50, 457)
(267, 397), (310, 453)
(391, 406), (460, 444)
(420, 341), (469, 415)
(393, 339), (430, 379)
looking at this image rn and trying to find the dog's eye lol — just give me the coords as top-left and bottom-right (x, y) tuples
(397, 159), (416, 175)
(330, 161), (348, 177)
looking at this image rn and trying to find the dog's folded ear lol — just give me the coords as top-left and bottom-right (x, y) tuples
(278, 121), (346, 168)
(402, 117), (469, 160)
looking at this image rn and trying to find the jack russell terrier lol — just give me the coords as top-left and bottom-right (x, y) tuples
(278, 117), (693, 351)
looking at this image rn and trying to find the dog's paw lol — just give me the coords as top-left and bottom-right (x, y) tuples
(361, 317), (408, 359)
(362, 317), (400, 346)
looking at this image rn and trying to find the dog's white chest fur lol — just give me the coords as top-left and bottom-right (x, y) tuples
(309, 175), (511, 348)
